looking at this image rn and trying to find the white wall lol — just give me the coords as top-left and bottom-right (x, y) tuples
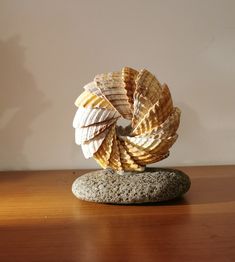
(0, 0), (235, 170)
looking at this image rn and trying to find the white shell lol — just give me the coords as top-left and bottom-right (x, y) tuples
(73, 107), (120, 128)
(75, 119), (116, 145)
(81, 129), (109, 158)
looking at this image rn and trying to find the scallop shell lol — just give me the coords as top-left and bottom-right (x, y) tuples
(118, 139), (144, 171)
(75, 118), (117, 145)
(83, 81), (103, 96)
(94, 71), (132, 120)
(132, 69), (162, 127)
(81, 129), (109, 159)
(94, 124), (116, 169)
(107, 132), (122, 171)
(121, 67), (139, 108)
(132, 84), (173, 135)
(75, 89), (114, 110)
(73, 107), (120, 128)
(124, 134), (178, 157)
(73, 67), (181, 171)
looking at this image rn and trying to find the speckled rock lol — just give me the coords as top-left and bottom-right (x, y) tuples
(72, 168), (191, 204)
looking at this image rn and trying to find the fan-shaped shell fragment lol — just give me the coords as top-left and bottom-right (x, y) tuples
(73, 107), (120, 128)
(94, 71), (133, 120)
(94, 124), (116, 169)
(75, 118), (116, 145)
(81, 128), (109, 159)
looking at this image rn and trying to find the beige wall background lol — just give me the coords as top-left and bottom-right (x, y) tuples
(0, 0), (234, 170)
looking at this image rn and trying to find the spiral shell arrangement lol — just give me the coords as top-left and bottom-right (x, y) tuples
(73, 67), (181, 172)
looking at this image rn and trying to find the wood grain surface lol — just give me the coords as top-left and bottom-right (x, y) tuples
(0, 166), (235, 262)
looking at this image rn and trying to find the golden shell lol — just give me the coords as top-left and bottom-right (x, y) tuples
(73, 67), (181, 172)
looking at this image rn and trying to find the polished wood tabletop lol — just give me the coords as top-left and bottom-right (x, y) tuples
(0, 166), (235, 262)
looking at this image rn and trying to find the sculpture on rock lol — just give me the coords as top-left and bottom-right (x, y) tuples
(72, 67), (190, 204)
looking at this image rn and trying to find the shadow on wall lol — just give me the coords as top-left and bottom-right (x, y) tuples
(0, 36), (49, 170)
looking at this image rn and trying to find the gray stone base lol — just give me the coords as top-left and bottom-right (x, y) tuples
(72, 168), (191, 204)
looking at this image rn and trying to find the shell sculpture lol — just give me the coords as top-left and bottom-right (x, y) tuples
(73, 67), (181, 172)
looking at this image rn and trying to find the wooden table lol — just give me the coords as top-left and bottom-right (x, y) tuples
(0, 166), (235, 262)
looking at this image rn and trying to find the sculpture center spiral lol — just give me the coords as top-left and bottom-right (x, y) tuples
(116, 118), (132, 137)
